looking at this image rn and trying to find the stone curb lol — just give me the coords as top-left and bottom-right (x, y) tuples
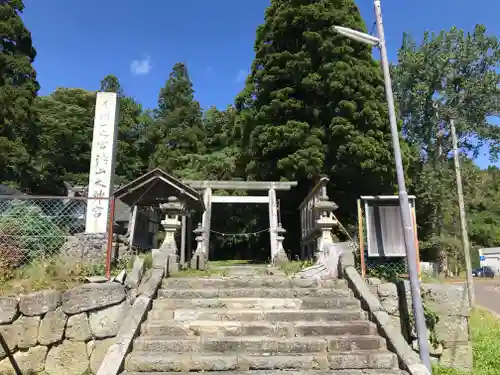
(340, 253), (430, 375)
(96, 267), (165, 375)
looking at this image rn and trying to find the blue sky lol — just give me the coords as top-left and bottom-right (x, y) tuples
(22, 0), (500, 167)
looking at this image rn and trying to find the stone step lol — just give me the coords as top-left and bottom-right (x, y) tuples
(125, 352), (399, 372)
(211, 265), (266, 270)
(210, 265), (269, 276)
(123, 371), (408, 375)
(143, 320), (377, 337)
(161, 277), (347, 289)
(158, 288), (352, 299)
(133, 335), (386, 353)
(147, 308), (366, 323)
(152, 297), (359, 310)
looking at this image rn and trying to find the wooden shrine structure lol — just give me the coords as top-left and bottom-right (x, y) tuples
(113, 169), (297, 269)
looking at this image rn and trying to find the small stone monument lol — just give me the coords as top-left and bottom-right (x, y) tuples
(190, 223), (207, 270)
(158, 196), (185, 275)
(272, 224), (289, 266)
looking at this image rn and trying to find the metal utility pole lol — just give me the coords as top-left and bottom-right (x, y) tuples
(450, 119), (475, 307)
(373, 2), (432, 371)
(334, 2), (432, 371)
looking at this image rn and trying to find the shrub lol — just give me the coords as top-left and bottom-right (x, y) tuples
(0, 201), (67, 263)
(0, 247), (24, 284)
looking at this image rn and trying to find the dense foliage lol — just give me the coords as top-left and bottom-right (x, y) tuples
(0, 0), (39, 190)
(392, 25), (500, 274)
(1, 0), (500, 266)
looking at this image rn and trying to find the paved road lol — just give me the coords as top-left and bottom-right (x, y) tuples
(473, 279), (500, 314)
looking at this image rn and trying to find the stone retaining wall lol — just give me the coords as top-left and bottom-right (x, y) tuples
(367, 277), (472, 371)
(59, 233), (131, 264)
(0, 257), (150, 375)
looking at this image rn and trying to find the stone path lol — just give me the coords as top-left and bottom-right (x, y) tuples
(123, 264), (408, 374)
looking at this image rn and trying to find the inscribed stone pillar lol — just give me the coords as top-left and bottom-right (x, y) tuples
(85, 92), (120, 233)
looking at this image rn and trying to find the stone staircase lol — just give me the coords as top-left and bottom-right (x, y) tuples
(123, 265), (408, 374)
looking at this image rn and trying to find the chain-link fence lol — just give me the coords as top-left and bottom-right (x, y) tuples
(356, 199), (416, 280)
(0, 195), (114, 278)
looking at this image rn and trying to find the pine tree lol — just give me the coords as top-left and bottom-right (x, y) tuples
(238, 0), (397, 215)
(0, 0), (40, 189)
(151, 63), (205, 175)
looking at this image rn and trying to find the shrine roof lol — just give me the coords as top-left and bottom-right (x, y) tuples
(113, 168), (204, 210)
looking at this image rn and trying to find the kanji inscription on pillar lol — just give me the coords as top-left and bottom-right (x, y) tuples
(85, 92), (120, 233)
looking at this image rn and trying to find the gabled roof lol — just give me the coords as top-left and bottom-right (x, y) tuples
(65, 183), (131, 222)
(113, 168), (204, 210)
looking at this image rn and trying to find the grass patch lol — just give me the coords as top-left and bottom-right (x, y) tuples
(170, 262), (232, 278)
(0, 258), (107, 294)
(124, 252), (153, 271)
(280, 259), (314, 276)
(433, 308), (500, 375)
(0, 251), (154, 295)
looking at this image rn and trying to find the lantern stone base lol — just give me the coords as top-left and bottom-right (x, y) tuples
(190, 253), (207, 271)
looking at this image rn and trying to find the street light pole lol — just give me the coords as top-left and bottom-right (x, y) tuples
(334, 1), (432, 371)
(373, 1), (432, 371)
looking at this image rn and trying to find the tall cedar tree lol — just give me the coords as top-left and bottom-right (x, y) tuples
(0, 0), (39, 190)
(151, 63), (204, 175)
(237, 0), (397, 223)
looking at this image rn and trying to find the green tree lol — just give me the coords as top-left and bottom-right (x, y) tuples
(468, 166), (500, 248)
(99, 74), (123, 96)
(33, 88), (96, 192)
(392, 25), (500, 273)
(33, 76), (150, 192)
(178, 106), (239, 180)
(237, 0), (397, 230)
(151, 63), (205, 176)
(393, 25), (500, 162)
(0, 0), (40, 190)
(203, 106), (235, 151)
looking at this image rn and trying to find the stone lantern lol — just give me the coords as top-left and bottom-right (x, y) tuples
(313, 196), (338, 255)
(295, 195), (340, 279)
(272, 224), (289, 266)
(157, 196), (186, 275)
(190, 223), (207, 270)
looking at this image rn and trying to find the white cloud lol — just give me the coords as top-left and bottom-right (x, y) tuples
(130, 57), (152, 76)
(234, 69), (247, 83)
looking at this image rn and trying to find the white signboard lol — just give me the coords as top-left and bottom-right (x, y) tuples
(85, 92), (119, 233)
(363, 196), (416, 258)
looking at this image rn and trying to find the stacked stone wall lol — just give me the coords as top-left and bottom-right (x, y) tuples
(366, 277), (472, 371)
(0, 257), (150, 375)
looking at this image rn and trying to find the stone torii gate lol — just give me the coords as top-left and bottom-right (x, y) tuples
(183, 180), (297, 267)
